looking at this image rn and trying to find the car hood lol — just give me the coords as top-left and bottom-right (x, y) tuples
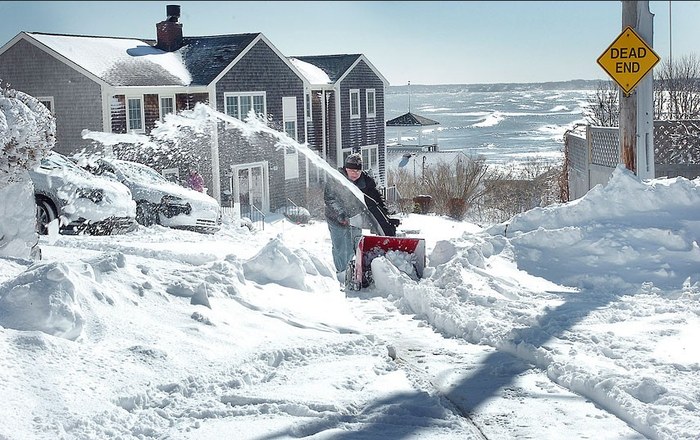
(127, 181), (218, 207)
(30, 165), (136, 220)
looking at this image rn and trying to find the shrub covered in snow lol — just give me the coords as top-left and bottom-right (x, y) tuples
(0, 81), (56, 259)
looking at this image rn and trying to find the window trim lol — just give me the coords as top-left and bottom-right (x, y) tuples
(159, 95), (175, 122)
(126, 97), (145, 133)
(361, 146), (379, 171)
(282, 96), (299, 180)
(366, 89), (376, 118)
(284, 121), (297, 140)
(305, 92), (312, 121)
(224, 91), (267, 123)
(349, 89), (360, 119)
(37, 97), (55, 115)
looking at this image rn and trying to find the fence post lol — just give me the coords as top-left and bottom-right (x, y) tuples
(586, 125), (592, 192)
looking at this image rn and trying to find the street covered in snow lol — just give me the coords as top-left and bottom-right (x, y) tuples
(1, 164), (699, 439)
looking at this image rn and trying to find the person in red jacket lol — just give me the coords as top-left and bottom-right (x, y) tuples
(186, 165), (204, 193)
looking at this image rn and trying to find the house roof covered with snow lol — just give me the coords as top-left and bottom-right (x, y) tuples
(15, 30), (385, 91)
(179, 34), (261, 85)
(291, 54), (362, 83)
(24, 31), (262, 87)
(288, 57), (332, 85)
(27, 32), (193, 86)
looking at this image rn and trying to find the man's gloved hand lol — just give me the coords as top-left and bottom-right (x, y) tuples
(389, 218), (401, 227)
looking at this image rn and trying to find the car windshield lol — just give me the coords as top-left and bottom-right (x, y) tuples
(113, 160), (170, 185)
(39, 153), (93, 178)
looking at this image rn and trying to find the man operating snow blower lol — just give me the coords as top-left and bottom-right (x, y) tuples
(324, 152), (400, 286)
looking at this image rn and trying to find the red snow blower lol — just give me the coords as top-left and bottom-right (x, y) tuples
(344, 234), (426, 291)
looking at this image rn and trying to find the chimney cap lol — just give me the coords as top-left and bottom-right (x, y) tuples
(166, 4), (180, 21)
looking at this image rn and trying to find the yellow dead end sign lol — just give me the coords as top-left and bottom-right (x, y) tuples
(597, 26), (660, 95)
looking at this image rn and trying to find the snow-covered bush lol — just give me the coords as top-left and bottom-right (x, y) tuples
(0, 81), (56, 259)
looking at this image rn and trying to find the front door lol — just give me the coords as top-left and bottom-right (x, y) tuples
(231, 162), (269, 220)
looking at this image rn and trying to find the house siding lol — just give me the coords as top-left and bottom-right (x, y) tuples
(326, 90), (338, 165)
(144, 94), (159, 132)
(110, 92), (210, 135)
(306, 89), (338, 167)
(339, 61), (385, 150)
(306, 91), (323, 156)
(176, 93), (209, 111)
(0, 38), (104, 155)
(338, 60), (386, 182)
(110, 95), (127, 133)
(214, 40), (307, 212)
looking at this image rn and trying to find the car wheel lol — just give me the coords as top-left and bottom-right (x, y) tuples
(36, 199), (57, 235)
(136, 201), (158, 226)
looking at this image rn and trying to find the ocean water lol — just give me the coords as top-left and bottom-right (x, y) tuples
(385, 83), (596, 167)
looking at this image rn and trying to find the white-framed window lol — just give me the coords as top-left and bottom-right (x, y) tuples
(366, 89), (376, 118)
(127, 97), (144, 132)
(284, 121), (296, 139)
(361, 146), (379, 173)
(349, 89), (360, 119)
(224, 92), (267, 121)
(305, 92), (312, 121)
(282, 96), (299, 180)
(37, 97), (55, 115)
(160, 95), (175, 121)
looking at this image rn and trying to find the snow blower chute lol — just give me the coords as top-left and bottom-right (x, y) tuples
(345, 234), (426, 291)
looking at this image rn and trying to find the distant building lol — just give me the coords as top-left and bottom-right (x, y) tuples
(386, 112), (440, 153)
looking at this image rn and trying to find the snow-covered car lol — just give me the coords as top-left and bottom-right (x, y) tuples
(29, 152), (137, 235)
(81, 157), (222, 234)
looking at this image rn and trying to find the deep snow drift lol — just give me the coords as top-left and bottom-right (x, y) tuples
(1, 165), (699, 439)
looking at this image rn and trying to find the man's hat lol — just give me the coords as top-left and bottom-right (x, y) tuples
(345, 153), (363, 170)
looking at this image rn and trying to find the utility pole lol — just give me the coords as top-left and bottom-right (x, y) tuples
(620, 1), (655, 178)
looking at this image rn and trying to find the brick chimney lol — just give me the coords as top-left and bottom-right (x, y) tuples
(156, 4), (183, 52)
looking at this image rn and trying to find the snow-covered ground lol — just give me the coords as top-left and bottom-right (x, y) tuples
(1, 166), (699, 439)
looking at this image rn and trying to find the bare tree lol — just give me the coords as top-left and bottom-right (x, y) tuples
(421, 155), (490, 219)
(585, 54), (700, 125)
(654, 53), (700, 120)
(388, 155), (491, 219)
(480, 159), (562, 223)
(584, 80), (619, 127)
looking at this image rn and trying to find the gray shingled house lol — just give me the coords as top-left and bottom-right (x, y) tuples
(290, 54), (389, 186)
(0, 5), (389, 217)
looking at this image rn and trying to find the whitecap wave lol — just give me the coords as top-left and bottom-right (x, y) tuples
(538, 124), (566, 135)
(473, 111), (505, 128)
(549, 105), (570, 112)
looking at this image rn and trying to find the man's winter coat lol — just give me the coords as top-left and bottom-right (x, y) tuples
(324, 168), (396, 236)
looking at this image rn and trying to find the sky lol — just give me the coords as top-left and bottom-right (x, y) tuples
(1, 1), (699, 86)
(2, 88), (700, 439)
